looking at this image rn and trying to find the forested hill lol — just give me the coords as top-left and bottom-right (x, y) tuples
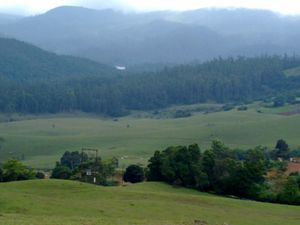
(1, 49), (300, 116)
(0, 38), (116, 80)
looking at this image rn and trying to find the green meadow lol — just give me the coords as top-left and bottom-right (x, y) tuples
(1, 104), (300, 168)
(0, 180), (299, 225)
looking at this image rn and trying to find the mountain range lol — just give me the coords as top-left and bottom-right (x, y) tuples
(1, 6), (300, 65)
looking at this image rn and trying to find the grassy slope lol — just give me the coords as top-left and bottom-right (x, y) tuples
(0, 180), (299, 225)
(1, 105), (300, 168)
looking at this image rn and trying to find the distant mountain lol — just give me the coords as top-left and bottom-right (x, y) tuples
(0, 13), (22, 25)
(1, 6), (300, 65)
(0, 37), (115, 80)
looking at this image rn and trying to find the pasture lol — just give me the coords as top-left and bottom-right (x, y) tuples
(1, 104), (300, 168)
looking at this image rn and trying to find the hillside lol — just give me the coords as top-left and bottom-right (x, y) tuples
(1, 6), (300, 65)
(0, 37), (115, 80)
(0, 180), (298, 225)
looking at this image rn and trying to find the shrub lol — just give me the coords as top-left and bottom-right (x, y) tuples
(36, 172), (45, 179)
(174, 110), (192, 118)
(123, 165), (145, 183)
(237, 105), (248, 111)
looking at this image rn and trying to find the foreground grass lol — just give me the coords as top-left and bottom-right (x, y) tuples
(1, 104), (300, 168)
(0, 180), (299, 225)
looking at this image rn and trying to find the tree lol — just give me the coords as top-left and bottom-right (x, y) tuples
(102, 157), (119, 179)
(147, 151), (163, 181)
(278, 176), (300, 205)
(123, 165), (145, 183)
(275, 139), (290, 159)
(2, 159), (35, 182)
(51, 164), (72, 180)
(60, 151), (87, 170)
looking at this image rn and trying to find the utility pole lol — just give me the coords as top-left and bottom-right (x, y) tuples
(81, 148), (99, 184)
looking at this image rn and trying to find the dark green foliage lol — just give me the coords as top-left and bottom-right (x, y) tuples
(60, 151), (87, 170)
(146, 151), (164, 181)
(174, 110), (192, 118)
(0, 167), (3, 182)
(275, 139), (290, 159)
(35, 172), (45, 179)
(1, 159), (35, 182)
(147, 141), (299, 205)
(277, 176), (300, 205)
(123, 165), (145, 183)
(51, 164), (72, 180)
(148, 144), (209, 190)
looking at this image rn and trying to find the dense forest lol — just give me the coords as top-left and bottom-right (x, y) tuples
(2, 38), (300, 116)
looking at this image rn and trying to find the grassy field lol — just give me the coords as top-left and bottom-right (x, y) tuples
(1, 104), (300, 168)
(0, 180), (299, 225)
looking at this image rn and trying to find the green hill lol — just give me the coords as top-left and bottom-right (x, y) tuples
(0, 180), (298, 225)
(0, 37), (114, 80)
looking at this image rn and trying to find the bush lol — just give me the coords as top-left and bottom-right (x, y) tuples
(123, 165), (145, 183)
(237, 105), (248, 111)
(36, 171), (45, 179)
(222, 104), (235, 111)
(174, 110), (192, 118)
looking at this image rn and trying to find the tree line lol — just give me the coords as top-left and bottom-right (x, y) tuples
(146, 140), (300, 205)
(1, 139), (299, 205)
(1, 55), (300, 116)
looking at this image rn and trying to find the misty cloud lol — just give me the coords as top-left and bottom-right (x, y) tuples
(1, 0), (300, 15)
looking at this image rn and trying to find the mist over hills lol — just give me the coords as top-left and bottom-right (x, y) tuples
(0, 13), (22, 25)
(1, 6), (300, 66)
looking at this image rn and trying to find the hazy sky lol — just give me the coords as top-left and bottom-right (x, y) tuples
(1, 0), (300, 15)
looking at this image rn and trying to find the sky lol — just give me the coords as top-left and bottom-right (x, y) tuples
(1, 0), (300, 16)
